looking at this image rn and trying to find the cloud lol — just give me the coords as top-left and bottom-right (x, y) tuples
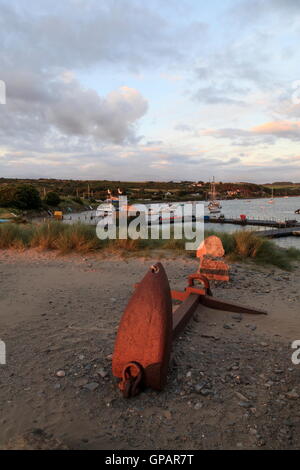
(190, 0), (300, 111)
(47, 84), (148, 143)
(194, 85), (246, 105)
(174, 124), (194, 132)
(0, 75), (148, 146)
(252, 121), (300, 140)
(203, 120), (300, 143)
(0, 0), (299, 181)
(228, 0), (300, 28)
(0, 0), (206, 161)
(0, 143), (298, 182)
(0, 1), (207, 72)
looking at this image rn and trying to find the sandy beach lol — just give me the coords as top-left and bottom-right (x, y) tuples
(0, 250), (299, 450)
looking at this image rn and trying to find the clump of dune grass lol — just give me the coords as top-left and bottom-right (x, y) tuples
(30, 221), (66, 250)
(254, 239), (296, 270)
(0, 223), (33, 249)
(233, 231), (264, 257)
(285, 246), (300, 261)
(54, 223), (102, 253)
(204, 230), (236, 254)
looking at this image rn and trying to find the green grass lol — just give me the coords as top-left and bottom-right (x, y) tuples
(54, 224), (102, 253)
(254, 239), (300, 270)
(0, 221), (299, 270)
(204, 230), (237, 254)
(0, 223), (33, 249)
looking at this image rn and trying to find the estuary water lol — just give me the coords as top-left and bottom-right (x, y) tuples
(62, 196), (300, 249)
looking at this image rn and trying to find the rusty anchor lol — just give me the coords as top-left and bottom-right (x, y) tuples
(112, 262), (267, 398)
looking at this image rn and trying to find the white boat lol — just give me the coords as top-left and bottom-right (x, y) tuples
(267, 187), (275, 204)
(146, 203), (178, 223)
(96, 202), (115, 217)
(208, 178), (222, 212)
(208, 207), (221, 214)
(208, 201), (222, 210)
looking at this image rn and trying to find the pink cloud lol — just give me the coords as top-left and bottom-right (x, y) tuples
(252, 121), (300, 137)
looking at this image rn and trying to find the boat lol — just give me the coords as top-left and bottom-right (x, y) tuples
(208, 178), (222, 213)
(146, 203), (183, 223)
(208, 207), (221, 214)
(96, 202), (115, 217)
(267, 187), (275, 204)
(96, 189), (121, 216)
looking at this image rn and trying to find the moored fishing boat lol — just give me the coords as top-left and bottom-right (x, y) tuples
(208, 178), (222, 213)
(267, 186), (275, 204)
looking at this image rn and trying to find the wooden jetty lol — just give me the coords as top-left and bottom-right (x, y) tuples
(255, 227), (300, 238)
(205, 216), (300, 229)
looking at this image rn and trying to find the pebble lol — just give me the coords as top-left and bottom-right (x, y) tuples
(56, 370), (66, 378)
(286, 390), (299, 400)
(163, 410), (172, 420)
(200, 388), (211, 396)
(249, 428), (258, 436)
(194, 382), (207, 393)
(97, 368), (108, 378)
(235, 391), (249, 402)
(264, 381), (273, 388)
(193, 313), (201, 323)
(194, 402), (203, 410)
(84, 382), (99, 392)
(74, 377), (89, 387)
(223, 324), (233, 330)
(232, 314), (242, 322)
(239, 401), (252, 408)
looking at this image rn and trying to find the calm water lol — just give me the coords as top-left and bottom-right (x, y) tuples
(62, 196), (300, 249)
(204, 196), (300, 249)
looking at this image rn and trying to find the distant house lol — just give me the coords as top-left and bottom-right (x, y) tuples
(226, 190), (240, 197)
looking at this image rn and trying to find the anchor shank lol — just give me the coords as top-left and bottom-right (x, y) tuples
(172, 294), (200, 338)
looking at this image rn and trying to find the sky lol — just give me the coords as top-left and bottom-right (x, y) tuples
(0, 0), (300, 183)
